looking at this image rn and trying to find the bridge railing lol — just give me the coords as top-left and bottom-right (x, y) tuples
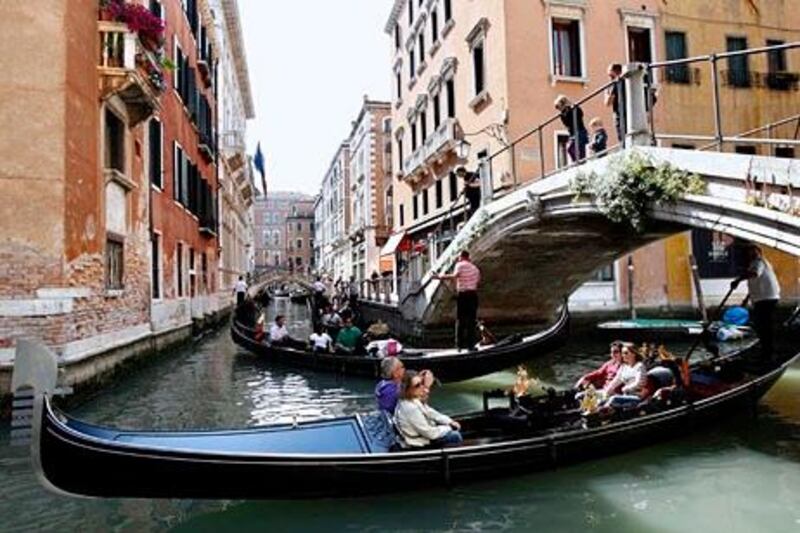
(647, 42), (800, 153)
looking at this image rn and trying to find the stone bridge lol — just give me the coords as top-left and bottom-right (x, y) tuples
(400, 146), (800, 327)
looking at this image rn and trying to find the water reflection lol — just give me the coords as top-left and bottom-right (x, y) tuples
(0, 300), (799, 532)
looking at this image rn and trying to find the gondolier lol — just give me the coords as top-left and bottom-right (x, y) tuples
(731, 244), (780, 360)
(434, 250), (481, 350)
(233, 276), (248, 307)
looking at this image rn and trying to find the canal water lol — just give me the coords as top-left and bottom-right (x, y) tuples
(2, 298), (800, 532)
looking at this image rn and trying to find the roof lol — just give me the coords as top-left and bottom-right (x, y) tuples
(221, 0), (255, 119)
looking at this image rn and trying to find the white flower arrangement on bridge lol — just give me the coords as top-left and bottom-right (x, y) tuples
(433, 210), (492, 276)
(569, 152), (706, 232)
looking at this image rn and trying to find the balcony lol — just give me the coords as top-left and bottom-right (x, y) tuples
(198, 131), (216, 162)
(98, 22), (163, 126)
(401, 118), (459, 182)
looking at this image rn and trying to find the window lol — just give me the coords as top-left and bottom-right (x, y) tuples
(149, 118), (162, 188)
(297, 222), (302, 232)
(435, 179), (443, 208)
(444, 0), (452, 22)
(151, 233), (161, 299)
(411, 120), (418, 151)
(418, 33), (425, 65)
(396, 71), (402, 100)
(767, 40), (787, 73)
(431, 9), (439, 44)
(394, 23), (401, 50)
(173, 143), (183, 202)
(176, 243), (184, 297)
(413, 194), (419, 220)
(399, 204), (405, 226)
(408, 0), (413, 25)
(422, 188), (429, 215)
(665, 31), (690, 84)
(592, 264), (615, 282)
(555, 133), (570, 169)
(776, 146), (795, 159)
(766, 40), (791, 90)
(735, 145), (757, 155)
(471, 39), (485, 95)
(420, 110), (428, 144)
(296, 257), (303, 266)
(149, 0), (162, 19)
(189, 247), (196, 298)
(432, 90), (441, 129)
(104, 109), (125, 173)
(105, 235), (124, 290)
(726, 37), (750, 88)
(446, 78), (456, 118)
(173, 42), (182, 92)
(296, 238), (303, 249)
(409, 49), (416, 80)
(449, 170), (458, 201)
(551, 18), (582, 78)
(397, 137), (404, 172)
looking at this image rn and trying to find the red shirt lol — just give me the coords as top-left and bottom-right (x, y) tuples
(581, 359), (621, 389)
(454, 260), (481, 292)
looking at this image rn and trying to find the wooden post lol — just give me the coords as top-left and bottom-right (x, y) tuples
(627, 256), (636, 320)
(689, 254), (709, 322)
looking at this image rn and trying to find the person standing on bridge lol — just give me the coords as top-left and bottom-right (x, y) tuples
(555, 95), (589, 163)
(434, 250), (481, 351)
(731, 244), (781, 361)
(452, 167), (482, 220)
(233, 276), (248, 308)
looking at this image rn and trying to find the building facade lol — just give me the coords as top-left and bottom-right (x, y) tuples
(253, 192), (315, 272)
(149, 0), (221, 334)
(348, 99), (393, 284)
(0, 0), (224, 393)
(212, 0), (257, 296)
(285, 204), (316, 275)
(315, 144), (352, 280)
(383, 0), (800, 310)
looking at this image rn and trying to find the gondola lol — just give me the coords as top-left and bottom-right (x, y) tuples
(597, 318), (754, 342)
(12, 339), (797, 500)
(289, 290), (310, 304)
(230, 306), (570, 383)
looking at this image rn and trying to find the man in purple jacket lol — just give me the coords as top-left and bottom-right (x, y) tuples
(375, 357), (405, 413)
(375, 359), (435, 414)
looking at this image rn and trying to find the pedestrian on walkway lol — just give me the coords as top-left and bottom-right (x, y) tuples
(555, 95), (589, 163)
(589, 117), (608, 156)
(452, 166), (482, 219)
(731, 244), (781, 361)
(233, 275), (248, 307)
(433, 250), (481, 350)
(605, 63), (626, 143)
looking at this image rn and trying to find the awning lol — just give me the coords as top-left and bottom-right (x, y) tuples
(380, 232), (407, 257)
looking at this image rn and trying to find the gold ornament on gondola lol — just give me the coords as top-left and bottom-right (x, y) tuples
(510, 366), (534, 398)
(580, 384), (600, 414)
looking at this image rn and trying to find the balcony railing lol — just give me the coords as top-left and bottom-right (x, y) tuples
(402, 118), (459, 181)
(98, 21), (163, 125)
(721, 70), (800, 90)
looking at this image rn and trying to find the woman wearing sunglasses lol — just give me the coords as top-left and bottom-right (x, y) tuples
(394, 372), (462, 448)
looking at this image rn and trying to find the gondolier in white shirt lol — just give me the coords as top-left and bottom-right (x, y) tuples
(233, 276), (248, 307)
(434, 250), (481, 351)
(731, 244), (781, 360)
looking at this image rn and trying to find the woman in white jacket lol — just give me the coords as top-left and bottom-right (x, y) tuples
(602, 342), (647, 408)
(394, 372), (463, 448)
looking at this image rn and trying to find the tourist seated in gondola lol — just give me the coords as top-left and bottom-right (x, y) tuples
(320, 305), (343, 338)
(335, 315), (364, 354)
(601, 342), (647, 408)
(376, 360), (435, 415)
(575, 341), (623, 390)
(269, 315), (306, 349)
(394, 371), (462, 448)
(308, 324), (333, 354)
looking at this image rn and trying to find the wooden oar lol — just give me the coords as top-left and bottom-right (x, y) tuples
(684, 284), (737, 362)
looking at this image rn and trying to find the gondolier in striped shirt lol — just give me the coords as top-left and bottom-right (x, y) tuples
(434, 250), (481, 350)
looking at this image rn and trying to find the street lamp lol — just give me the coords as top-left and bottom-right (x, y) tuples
(455, 138), (471, 161)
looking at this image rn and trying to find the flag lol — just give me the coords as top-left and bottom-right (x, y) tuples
(253, 142), (267, 195)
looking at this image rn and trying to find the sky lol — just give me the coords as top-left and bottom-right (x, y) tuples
(239, 0), (394, 196)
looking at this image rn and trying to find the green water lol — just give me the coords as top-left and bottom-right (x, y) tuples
(1, 300), (799, 532)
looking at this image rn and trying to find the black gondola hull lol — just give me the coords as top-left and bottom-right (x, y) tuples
(35, 350), (795, 500)
(229, 308), (570, 383)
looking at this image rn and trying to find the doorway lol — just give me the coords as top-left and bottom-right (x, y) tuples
(627, 27), (653, 63)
